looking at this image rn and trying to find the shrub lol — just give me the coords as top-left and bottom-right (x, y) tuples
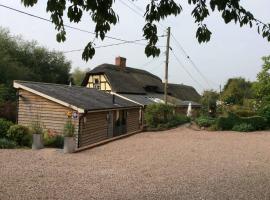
(195, 116), (216, 127)
(0, 118), (13, 138)
(216, 112), (239, 130)
(63, 119), (75, 137)
(258, 104), (270, 124)
(241, 116), (267, 130)
(7, 125), (32, 147)
(30, 121), (44, 135)
(233, 109), (256, 117)
(232, 123), (255, 132)
(216, 112), (267, 131)
(44, 132), (64, 148)
(0, 138), (17, 149)
(145, 103), (175, 128)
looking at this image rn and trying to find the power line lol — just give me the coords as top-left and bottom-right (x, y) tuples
(118, 0), (166, 31)
(171, 33), (217, 88)
(62, 39), (148, 53)
(171, 49), (204, 91)
(0, 3), (144, 43)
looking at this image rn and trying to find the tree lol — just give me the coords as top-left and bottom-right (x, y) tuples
(200, 90), (219, 116)
(0, 27), (72, 121)
(254, 56), (270, 103)
(0, 27), (71, 87)
(71, 67), (89, 86)
(21, 0), (270, 61)
(221, 77), (254, 105)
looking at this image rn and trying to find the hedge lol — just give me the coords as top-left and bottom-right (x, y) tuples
(216, 112), (267, 131)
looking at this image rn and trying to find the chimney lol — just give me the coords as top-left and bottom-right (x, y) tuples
(115, 56), (126, 70)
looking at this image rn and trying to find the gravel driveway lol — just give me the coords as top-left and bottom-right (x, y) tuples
(1, 126), (270, 200)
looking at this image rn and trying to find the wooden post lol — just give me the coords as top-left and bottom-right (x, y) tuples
(164, 27), (171, 105)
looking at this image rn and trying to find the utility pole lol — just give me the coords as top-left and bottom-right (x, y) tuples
(164, 27), (171, 105)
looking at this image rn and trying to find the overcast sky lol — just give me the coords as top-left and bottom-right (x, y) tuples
(0, 0), (269, 93)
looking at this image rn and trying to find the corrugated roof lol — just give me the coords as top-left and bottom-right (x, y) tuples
(14, 81), (140, 111)
(119, 93), (201, 107)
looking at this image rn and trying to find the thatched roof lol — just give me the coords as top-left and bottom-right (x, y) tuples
(82, 63), (201, 102)
(82, 64), (164, 94)
(167, 83), (201, 102)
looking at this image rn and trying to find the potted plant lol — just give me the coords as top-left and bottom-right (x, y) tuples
(63, 119), (75, 153)
(30, 121), (44, 150)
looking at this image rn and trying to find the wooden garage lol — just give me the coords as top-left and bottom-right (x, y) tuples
(14, 81), (142, 150)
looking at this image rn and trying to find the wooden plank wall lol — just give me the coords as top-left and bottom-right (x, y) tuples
(78, 112), (109, 148)
(127, 108), (140, 133)
(18, 89), (79, 135)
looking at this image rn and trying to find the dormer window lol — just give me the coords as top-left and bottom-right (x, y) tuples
(93, 78), (100, 89)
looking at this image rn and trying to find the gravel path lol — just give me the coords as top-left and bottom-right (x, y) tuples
(1, 127), (270, 200)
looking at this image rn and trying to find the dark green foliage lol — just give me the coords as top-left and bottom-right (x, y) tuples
(44, 133), (64, 148)
(0, 101), (17, 122)
(232, 123), (255, 132)
(200, 90), (219, 116)
(221, 77), (254, 105)
(242, 116), (267, 130)
(233, 109), (256, 117)
(0, 118), (13, 138)
(145, 103), (189, 130)
(253, 56), (270, 100)
(21, 0), (270, 60)
(63, 119), (75, 137)
(0, 138), (17, 149)
(216, 112), (238, 130)
(0, 28), (71, 120)
(195, 116), (216, 127)
(145, 103), (174, 128)
(216, 112), (267, 131)
(258, 104), (270, 124)
(7, 125), (32, 147)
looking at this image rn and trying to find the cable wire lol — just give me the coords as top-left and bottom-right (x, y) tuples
(0, 4), (145, 42)
(171, 33), (218, 88)
(171, 49), (204, 91)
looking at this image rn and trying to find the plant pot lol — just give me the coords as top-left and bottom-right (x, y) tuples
(32, 134), (44, 150)
(63, 137), (76, 153)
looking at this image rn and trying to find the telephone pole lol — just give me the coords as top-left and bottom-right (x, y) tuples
(164, 27), (171, 105)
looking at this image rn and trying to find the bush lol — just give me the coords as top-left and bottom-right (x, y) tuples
(145, 103), (175, 128)
(0, 118), (13, 138)
(216, 112), (267, 131)
(195, 116), (216, 127)
(30, 121), (44, 135)
(63, 119), (75, 137)
(216, 112), (239, 130)
(258, 104), (270, 124)
(233, 109), (256, 117)
(0, 101), (17, 122)
(7, 125), (32, 147)
(0, 138), (17, 149)
(44, 132), (64, 148)
(242, 116), (267, 130)
(232, 123), (255, 132)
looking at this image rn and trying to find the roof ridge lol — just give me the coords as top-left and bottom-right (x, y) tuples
(14, 80), (92, 89)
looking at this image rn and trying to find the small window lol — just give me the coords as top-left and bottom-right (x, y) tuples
(94, 78), (99, 84)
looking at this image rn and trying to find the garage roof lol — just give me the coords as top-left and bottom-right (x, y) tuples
(14, 81), (140, 113)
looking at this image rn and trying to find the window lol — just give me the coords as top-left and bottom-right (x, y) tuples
(93, 78), (100, 89)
